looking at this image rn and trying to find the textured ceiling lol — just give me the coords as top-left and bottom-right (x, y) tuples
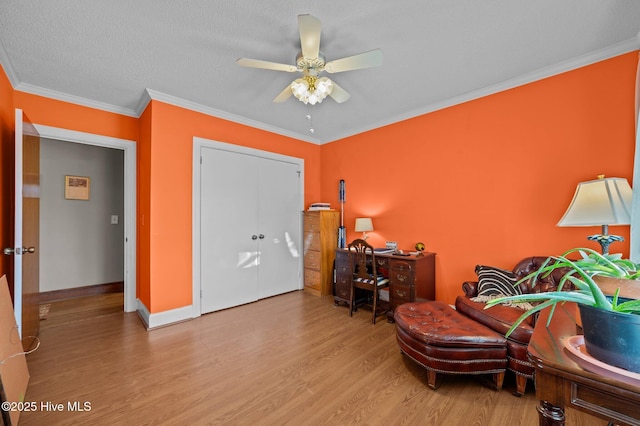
(1, 1), (639, 144)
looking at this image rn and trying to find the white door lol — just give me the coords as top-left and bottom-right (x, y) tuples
(199, 145), (302, 313)
(200, 148), (259, 313)
(257, 158), (301, 298)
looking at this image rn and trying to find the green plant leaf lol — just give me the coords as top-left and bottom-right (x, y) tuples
(487, 248), (640, 321)
(613, 299), (640, 314)
(500, 299), (559, 337)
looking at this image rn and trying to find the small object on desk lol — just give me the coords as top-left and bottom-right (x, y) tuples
(385, 241), (398, 251)
(393, 251), (411, 256)
(374, 248), (394, 254)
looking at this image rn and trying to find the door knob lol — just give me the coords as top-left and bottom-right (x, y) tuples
(2, 247), (35, 255)
(259, 234), (265, 239)
(252, 235), (258, 240)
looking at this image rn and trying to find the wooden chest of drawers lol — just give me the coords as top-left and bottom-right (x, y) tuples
(303, 210), (339, 296)
(334, 249), (436, 316)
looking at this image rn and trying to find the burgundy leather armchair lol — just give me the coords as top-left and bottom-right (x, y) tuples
(454, 256), (568, 396)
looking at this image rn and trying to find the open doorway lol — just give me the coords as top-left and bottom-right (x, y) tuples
(40, 139), (124, 303)
(33, 125), (136, 312)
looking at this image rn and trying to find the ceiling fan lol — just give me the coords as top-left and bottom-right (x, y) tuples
(236, 14), (383, 105)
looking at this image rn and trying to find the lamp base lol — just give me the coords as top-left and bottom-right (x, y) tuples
(587, 234), (624, 255)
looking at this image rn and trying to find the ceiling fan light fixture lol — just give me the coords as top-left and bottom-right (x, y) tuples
(291, 75), (333, 105)
(237, 14), (382, 104)
(291, 79), (308, 96)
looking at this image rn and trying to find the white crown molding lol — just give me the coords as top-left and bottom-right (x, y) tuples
(13, 82), (139, 117)
(328, 36), (640, 143)
(142, 89), (322, 144)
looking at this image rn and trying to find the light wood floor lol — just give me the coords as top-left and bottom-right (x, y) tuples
(19, 291), (605, 425)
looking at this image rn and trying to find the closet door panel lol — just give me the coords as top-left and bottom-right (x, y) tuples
(200, 148), (259, 313)
(257, 158), (301, 298)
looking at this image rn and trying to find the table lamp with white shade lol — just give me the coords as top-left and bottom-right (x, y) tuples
(355, 217), (374, 241)
(557, 175), (632, 254)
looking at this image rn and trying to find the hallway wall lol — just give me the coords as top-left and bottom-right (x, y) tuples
(40, 138), (124, 291)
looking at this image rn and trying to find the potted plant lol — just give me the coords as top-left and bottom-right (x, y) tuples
(485, 248), (640, 373)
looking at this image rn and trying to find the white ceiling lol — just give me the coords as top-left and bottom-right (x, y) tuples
(1, 1), (639, 144)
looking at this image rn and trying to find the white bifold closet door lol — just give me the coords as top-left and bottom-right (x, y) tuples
(200, 146), (301, 314)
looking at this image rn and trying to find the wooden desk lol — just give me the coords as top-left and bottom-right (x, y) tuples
(334, 249), (436, 318)
(527, 303), (640, 425)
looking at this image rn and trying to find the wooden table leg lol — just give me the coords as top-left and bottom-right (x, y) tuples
(537, 400), (565, 426)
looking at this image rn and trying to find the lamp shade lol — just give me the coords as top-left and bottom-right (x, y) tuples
(557, 177), (632, 227)
(354, 217), (374, 232)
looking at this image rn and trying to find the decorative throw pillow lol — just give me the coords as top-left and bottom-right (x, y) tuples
(471, 265), (534, 310)
(475, 265), (521, 297)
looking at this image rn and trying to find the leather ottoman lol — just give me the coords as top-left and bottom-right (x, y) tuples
(394, 301), (508, 390)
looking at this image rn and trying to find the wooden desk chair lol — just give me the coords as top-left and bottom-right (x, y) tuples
(348, 239), (390, 324)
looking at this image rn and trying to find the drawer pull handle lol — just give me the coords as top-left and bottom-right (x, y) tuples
(395, 290), (407, 298)
(397, 274), (407, 282)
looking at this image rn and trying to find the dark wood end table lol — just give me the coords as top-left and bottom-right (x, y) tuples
(527, 303), (640, 426)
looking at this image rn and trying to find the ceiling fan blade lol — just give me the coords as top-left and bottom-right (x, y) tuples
(273, 84), (293, 103)
(329, 81), (351, 103)
(324, 49), (383, 73)
(237, 58), (297, 72)
(298, 14), (321, 59)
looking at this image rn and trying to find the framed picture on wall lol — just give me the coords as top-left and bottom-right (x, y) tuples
(64, 175), (90, 200)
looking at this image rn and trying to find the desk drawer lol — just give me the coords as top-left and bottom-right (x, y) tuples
(390, 259), (414, 272)
(390, 283), (413, 302)
(335, 275), (351, 299)
(390, 267), (414, 285)
(335, 258), (350, 275)
(376, 256), (390, 268)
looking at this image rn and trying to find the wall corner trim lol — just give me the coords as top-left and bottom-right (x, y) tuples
(135, 89), (153, 116)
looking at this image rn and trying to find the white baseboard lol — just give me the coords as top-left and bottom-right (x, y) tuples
(136, 299), (195, 330)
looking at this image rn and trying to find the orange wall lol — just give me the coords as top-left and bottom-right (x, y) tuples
(12, 92), (139, 142)
(321, 52), (638, 304)
(142, 100), (321, 312)
(0, 66), (14, 279)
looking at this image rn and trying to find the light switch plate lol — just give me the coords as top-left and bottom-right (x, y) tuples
(111, 215), (119, 225)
